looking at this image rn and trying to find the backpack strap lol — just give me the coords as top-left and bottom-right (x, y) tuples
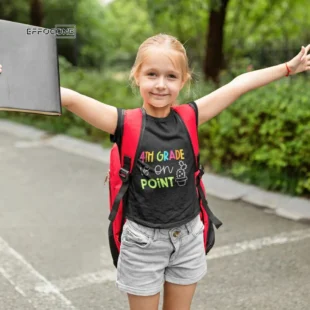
(173, 103), (222, 229)
(108, 108), (145, 222)
(121, 108), (145, 172)
(196, 170), (222, 228)
(172, 102), (199, 166)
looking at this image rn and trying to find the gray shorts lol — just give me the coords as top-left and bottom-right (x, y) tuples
(115, 214), (207, 296)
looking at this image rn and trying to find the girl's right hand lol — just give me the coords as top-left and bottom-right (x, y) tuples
(0, 64), (2, 73)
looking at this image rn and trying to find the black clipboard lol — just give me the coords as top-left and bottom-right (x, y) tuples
(0, 19), (62, 116)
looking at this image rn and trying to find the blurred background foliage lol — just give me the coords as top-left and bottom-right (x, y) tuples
(0, 0), (309, 197)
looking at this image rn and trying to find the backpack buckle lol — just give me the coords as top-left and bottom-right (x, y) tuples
(119, 167), (129, 182)
(198, 164), (204, 177)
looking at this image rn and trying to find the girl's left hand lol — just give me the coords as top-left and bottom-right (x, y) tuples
(287, 44), (310, 75)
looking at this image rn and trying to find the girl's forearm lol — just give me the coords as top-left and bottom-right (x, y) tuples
(232, 63), (288, 94)
(60, 87), (78, 107)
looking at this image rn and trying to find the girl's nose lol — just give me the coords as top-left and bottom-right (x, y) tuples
(156, 77), (166, 89)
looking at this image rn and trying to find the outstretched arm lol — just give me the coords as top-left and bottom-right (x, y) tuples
(196, 44), (310, 125)
(0, 63), (118, 135)
(61, 87), (118, 135)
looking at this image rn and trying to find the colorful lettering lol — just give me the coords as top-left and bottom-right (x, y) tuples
(154, 165), (174, 176)
(169, 150), (176, 160)
(140, 177), (174, 189)
(163, 151), (169, 161)
(175, 149), (184, 160)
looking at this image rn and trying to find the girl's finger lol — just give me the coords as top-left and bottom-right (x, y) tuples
(301, 46), (307, 61)
(300, 46), (305, 60)
(302, 44), (310, 60)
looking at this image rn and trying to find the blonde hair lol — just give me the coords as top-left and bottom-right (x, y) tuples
(129, 34), (192, 91)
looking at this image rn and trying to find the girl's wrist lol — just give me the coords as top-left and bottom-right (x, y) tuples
(285, 61), (293, 76)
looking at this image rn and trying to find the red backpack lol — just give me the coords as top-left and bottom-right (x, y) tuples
(108, 103), (222, 268)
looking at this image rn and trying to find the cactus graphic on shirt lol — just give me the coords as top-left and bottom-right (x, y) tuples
(175, 161), (188, 186)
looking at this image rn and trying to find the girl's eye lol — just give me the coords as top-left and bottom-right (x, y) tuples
(147, 72), (177, 78)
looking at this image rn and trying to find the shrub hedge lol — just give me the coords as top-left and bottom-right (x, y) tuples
(198, 76), (310, 197)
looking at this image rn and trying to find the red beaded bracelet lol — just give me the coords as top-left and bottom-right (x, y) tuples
(285, 63), (291, 77)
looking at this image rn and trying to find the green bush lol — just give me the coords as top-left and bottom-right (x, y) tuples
(198, 76), (310, 197)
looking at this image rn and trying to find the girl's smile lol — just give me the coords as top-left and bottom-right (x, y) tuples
(150, 93), (169, 97)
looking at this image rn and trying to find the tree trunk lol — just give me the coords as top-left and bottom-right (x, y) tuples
(30, 0), (44, 27)
(203, 0), (230, 85)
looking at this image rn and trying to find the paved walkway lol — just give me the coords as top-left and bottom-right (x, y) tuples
(1, 119), (310, 309)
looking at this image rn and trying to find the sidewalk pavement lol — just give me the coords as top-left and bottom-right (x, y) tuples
(1, 119), (309, 223)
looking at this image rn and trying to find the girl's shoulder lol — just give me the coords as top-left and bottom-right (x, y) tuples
(173, 101), (198, 127)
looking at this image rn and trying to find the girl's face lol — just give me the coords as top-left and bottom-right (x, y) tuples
(136, 48), (185, 116)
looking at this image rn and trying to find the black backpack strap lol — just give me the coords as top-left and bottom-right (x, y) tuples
(108, 156), (131, 221)
(110, 108), (124, 150)
(196, 165), (222, 229)
(188, 101), (198, 129)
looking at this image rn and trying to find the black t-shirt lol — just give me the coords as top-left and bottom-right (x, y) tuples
(110, 102), (200, 228)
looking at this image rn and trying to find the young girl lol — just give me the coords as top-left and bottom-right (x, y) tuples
(0, 34), (309, 310)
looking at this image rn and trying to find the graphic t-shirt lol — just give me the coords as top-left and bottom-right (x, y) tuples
(110, 102), (200, 229)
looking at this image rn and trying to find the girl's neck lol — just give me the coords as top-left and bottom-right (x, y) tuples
(142, 103), (172, 118)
